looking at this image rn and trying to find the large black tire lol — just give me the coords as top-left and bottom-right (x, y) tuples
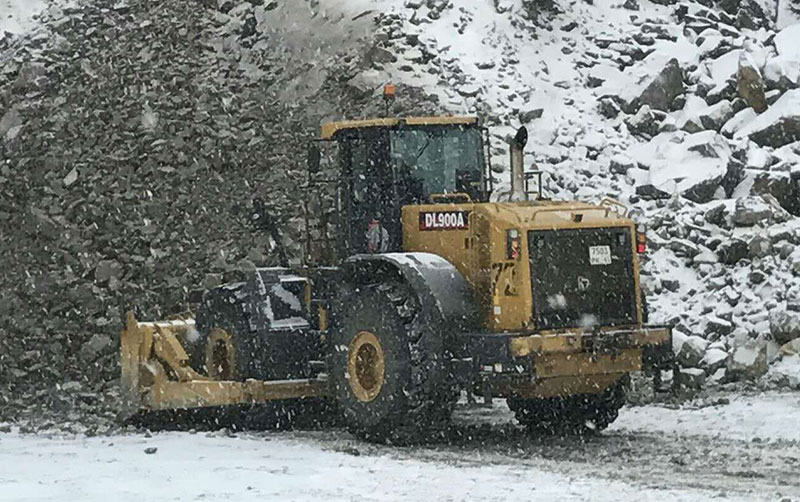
(191, 282), (255, 380)
(329, 281), (457, 443)
(508, 376), (629, 434)
(191, 282), (329, 430)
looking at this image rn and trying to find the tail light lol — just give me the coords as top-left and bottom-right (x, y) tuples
(636, 225), (647, 254)
(506, 229), (521, 260)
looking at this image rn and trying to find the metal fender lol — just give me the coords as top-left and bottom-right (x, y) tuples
(342, 252), (479, 334)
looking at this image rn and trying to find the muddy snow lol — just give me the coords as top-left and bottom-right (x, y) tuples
(2, 391), (798, 501)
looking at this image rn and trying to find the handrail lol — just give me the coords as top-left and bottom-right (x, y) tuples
(599, 197), (629, 217)
(530, 206), (612, 221)
(430, 192), (473, 204)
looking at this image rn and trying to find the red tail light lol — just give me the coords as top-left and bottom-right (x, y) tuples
(636, 227), (647, 254)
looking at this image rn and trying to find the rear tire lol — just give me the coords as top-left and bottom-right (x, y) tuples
(329, 281), (457, 443)
(508, 376), (629, 434)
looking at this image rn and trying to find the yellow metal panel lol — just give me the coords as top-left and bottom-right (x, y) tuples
(402, 201), (642, 333)
(534, 349), (641, 379)
(147, 378), (329, 410)
(320, 116), (478, 139)
(508, 327), (671, 357)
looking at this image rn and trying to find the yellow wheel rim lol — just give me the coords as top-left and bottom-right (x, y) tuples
(347, 331), (385, 402)
(205, 328), (235, 380)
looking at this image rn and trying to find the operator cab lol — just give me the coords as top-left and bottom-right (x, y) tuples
(311, 117), (490, 260)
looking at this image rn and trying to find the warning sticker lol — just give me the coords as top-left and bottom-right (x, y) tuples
(589, 245), (612, 265)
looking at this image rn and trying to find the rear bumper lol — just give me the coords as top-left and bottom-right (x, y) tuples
(508, 325), (672, 359)
(452, 325), (672, 395)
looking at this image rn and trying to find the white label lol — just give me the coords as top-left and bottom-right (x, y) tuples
(589, 245), (612, 265)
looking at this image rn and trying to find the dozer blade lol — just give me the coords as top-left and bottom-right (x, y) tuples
(120, 312), (328, 416)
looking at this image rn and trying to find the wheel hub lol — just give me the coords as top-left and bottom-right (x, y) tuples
(347, 331), (385, 402)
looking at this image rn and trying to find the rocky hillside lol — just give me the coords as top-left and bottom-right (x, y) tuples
(357, 0), (800, 390)
(1, 0), (800, 428)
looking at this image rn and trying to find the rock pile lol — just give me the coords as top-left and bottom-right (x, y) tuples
(0, 0), (438, 427)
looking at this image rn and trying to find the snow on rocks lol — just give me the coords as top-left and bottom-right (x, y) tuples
(735, 89), (800, 147)
(629, 131), (732, 202)
(728, 339), (768, 380)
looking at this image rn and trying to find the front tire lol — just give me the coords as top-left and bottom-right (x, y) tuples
(329, 281), (457, 443)
(508, 376), (629, 434)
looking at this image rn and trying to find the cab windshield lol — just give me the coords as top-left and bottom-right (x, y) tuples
(389, 125), (484, 201)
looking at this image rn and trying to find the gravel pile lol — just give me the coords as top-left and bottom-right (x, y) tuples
(0, 0), (440, 428)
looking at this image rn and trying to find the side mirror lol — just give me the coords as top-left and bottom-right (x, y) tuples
(307, 144), (321, 175)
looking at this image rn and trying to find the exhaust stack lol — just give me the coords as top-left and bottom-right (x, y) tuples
(509, 126), (528, 201)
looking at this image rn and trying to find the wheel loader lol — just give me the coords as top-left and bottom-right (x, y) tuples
(120, 110), (672, 441)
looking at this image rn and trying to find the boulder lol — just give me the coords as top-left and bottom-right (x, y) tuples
(605, 56), (684, 114)
(698, 100), (735, 131)
(764, 24), (800, 93)
(704, 203), (729, 226)
(675, 367), (706, 388)
(609, 154), (636, 174)
(747, 234), (772, 258)
(735, 89), (800, 148)
(727, 340), (768, 380)
(770, 309), (800, 345)
(638, 58), (684, 112)
(700, 347), (729, 372)
(781, 338), (800, 356)
(731, 195), (774, 226)
(706, 315), (734, 336)
(677, 335), (709, 367)
(764, 56), (800, 93)
(669, 238), (701, 258)
(716, 238), (748, 264)
(672, 329), (689, 355)
(628, 131), (730, 203)
(625, 105), (664, 138)
(736, 53), (767, 113)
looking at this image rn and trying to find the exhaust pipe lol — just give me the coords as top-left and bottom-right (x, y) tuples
(509, 126), (528, 201)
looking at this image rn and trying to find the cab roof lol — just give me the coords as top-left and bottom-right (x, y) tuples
(320, 116), (479, 140)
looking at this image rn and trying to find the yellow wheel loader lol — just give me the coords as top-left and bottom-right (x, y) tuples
(121, 112), (672, 441)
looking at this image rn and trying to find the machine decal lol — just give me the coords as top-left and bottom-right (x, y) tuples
(589, 245), (611, 265)
(419, 211), (470, 231)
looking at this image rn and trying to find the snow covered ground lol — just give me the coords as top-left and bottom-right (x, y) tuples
(2, 391), (799, 501)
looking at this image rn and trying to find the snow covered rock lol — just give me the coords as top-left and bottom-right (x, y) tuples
(675, 367), (706, 388)
(747, 234), (772, 258)
(700, 347), (729, 372)
(770, 355), (800, 389)
(677, 335), (709, 367)
(764, 24), (800, 92)
(625, 105), (664, 138)
(727, 340), (768, 380)
(609, 56), (685, 114)
(781, 338), (800, 355)
(735, 89), (800, 147)
(770, 309), (800, 345)
(629, 131), (731, 202)
(697, 100), (735, 131)
(732, 195), (777, 226)
(716, 238), (748, 263)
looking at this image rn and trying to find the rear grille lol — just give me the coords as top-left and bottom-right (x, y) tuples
(528, 227), (637, 330)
